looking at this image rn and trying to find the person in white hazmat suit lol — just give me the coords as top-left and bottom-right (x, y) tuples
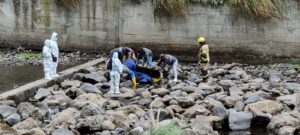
(108, 52), (123, 94)
(42, 39), (53, 80)
(49, 32), (59, 78)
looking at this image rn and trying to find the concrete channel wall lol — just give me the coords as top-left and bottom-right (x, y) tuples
(0, 58), (105, 103)
(0, 0), (300, 63)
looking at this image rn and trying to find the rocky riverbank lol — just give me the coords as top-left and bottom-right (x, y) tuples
(0, 62), (299, 135)
(0, 48), (100, 66)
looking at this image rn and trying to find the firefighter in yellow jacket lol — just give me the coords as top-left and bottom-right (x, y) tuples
(198, 37), (210, 82)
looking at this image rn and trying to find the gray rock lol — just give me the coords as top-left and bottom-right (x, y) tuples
(51, 128), (74, 135)
(0, 105), (17, 118)
(71, 93), (107, 109)
(267, 111), (300, 134)
(229, 86), (244, 96)
(17, 102), (37, 119)
(228, 109), (253, 130)
(138, 98), (151, 106)
(83, 73), (104, 84)
(4, 113), (21, 125)
(277, 94), (299, 107)
(80, 83), (101, 94)
(151, 88), (169, 97)
(81, 67), (97, 74)
(211, 68), (226, 77)
(234, 100), (245, 112)
(169, 99), (178, 105)
(76, 115), (105, 132)
(222, 96), (243, 108)
(245, 100), (283, 115)
(98, 130), (111, 135)
(191, 116), (218, 135)
(61, 80), (81, 89)
(170, 90), (182, 97)
(13, 117), (39, 131)
(251, 110), (271, 127)
(113, 128), (126, 135)
(102, 120), (115, 131)
(0, 100), (16, 107)
(44, 91), (72, 110)
(278, 126), (296, 135)
(282, 83), (300, 92)
(127, 127), (143, 135)
(188, 73), (199, 82)
(244, 94), (262, 104)
(211, 105), (227, 120)
(183, 105), (210, 118)
(176, 97), (195, 108)
(34, 88), (51, 100)
(150, 98), (165, 108)
(80, 103), (105, 117)
(269, 71), (281, 87)
(219, 80), (236, 90)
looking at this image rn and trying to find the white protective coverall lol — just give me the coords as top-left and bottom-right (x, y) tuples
(42, 39), (53, 80)
(109, 52), (123, 94)
(49, 32), (59, 78)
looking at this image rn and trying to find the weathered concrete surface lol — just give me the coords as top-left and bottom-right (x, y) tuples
(0, 58), (105, 103)
(0, 0), (300, 63)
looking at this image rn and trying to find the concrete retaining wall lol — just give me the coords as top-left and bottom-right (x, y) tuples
(0, 0), (300, 63)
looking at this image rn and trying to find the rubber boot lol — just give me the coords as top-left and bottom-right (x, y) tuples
(132, 77), (137, 90)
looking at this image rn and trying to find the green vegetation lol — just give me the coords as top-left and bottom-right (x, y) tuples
(143, 123), (183, 135)
(16, 53), (42, 60)
(54, 0), (81, 9)
(227, 0), (286, 20)
(153, 0), (189, 17)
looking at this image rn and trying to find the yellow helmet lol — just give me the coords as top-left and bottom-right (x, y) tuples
(198, 37), (205, 43)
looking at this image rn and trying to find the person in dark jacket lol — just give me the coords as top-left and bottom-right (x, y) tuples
(155, 54), (178, 82)
(107, 47), (136, 70)
(137, 47), (153, 67)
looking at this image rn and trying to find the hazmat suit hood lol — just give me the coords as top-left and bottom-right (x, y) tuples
(50, 32), (58, 42)
(44, 39), (51, 48)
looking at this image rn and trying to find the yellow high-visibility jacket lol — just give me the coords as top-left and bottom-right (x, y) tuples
(199, 44), (210, 63)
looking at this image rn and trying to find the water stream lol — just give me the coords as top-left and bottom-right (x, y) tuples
(0, 65), (73, 92)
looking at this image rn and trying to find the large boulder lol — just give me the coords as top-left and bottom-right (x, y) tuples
(176, 97), (195, 108)
(44, 91), (72, 110)
(82, 73), (105, 84)
(222, 96), (243, 108)
(229, 86), (244, 96)
(0, 105), (17, 118)
(45, 108), (80, 133)
(150, 88), (169, 97)
(76, 115), (105, 132)
(219, 80), (236, 90)
(61, 80), (81, 89)
(277, 94), (299, 108)
(245, 100), (284, 115)
(191, 116), (218, 135)
(282, 83), (300, 92)
(183, 105), (210, 118)
(267, 111), (300, 134)
(52, 128), (74, 135)
(228, 109), (253, 130)
(13, 118), (39, 131)
(4, 113), (21, 125)
(80, 103), (105, 117)
(71, 93), (107, 109)
(80, 83), (102, 94)
(117, 105), (146, 117)
(150, 97), (165, 108)
(17, 102), (37, 119)
(34, 88), (51, 100)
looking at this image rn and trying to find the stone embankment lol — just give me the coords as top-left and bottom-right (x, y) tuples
(0, 49), (99, 66)
(0, 62), (299, 135)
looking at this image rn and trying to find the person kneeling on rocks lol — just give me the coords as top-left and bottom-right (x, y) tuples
(155, 54), (178, 82)
(108, 52), (123, 94)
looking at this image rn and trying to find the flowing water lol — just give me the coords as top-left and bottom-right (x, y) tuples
(0, 65), (73, 93)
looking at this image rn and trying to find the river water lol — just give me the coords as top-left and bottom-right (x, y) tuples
(0, 65), (73, 92)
